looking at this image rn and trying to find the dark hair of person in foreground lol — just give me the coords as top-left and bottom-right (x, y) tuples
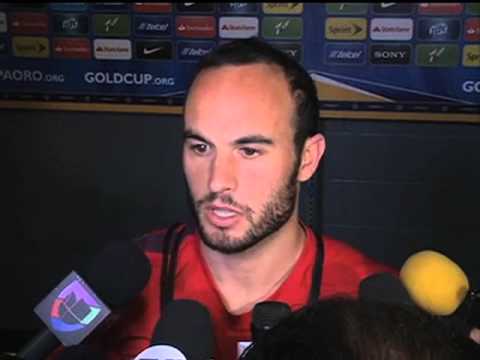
(241, 297), (480, 360)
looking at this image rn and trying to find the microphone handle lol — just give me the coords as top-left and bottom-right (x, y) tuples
(17, 329), (60, 360)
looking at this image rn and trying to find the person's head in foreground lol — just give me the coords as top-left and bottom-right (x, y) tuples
(241, 297), (480, 360)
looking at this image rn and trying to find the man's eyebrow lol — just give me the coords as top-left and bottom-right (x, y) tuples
(183, 130), (274, 146)
(234, 135), (274, 146)
(183, 129), (212, 145)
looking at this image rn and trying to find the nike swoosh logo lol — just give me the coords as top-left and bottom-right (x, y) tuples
(381, 3), (396, 8)
(143, 47), (163, 55)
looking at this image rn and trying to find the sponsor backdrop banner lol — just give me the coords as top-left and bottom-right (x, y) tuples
(0, 2), (478, 121)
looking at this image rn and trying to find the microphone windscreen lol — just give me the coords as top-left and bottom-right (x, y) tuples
(79, 241), (151, 308)
(400, 250), (470, 316)
(252, 301), (291, 331)
(152, 299), (214, 360)
(251, 301), (291, 343)
(359, 273), (414, 307)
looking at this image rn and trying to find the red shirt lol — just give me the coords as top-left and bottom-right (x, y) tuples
(90, 225), (394, 360)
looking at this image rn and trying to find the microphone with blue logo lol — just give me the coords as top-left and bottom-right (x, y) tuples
(17, 240), (151, 360)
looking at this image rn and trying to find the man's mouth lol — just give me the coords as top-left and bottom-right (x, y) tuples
(205, 205), (242, 228)
(212, 208), (237, 218)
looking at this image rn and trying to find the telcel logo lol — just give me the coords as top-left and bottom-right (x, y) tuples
(135, 16), (171, 36)
(462, 81), (480, 93)
(177, 41), (214, 61)
(139, 23), (168, 31)
(325, 43), (365, 65)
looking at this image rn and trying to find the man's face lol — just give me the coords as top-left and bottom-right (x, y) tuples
(183, 63), (300, 254)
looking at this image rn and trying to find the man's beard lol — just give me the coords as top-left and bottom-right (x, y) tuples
(191, 163), (299, 255)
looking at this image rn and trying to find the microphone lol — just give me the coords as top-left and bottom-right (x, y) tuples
(17, 241), (151, 360)
(359, 272), (414, 307)
(400, 250), (470, 316)
(238, 302), (293, 359)
(56, 344), (105, 360)
(133, 299), (214, 360)
(251, 301), (292, 343)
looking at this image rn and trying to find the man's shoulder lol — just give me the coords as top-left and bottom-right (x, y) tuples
(323, 235), (365, 257)
(321, 233), (396, 274)
(135, 223), (197, 253)
(313, 233), (397, 298)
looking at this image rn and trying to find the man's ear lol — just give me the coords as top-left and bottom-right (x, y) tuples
(297, 134), (326, 182)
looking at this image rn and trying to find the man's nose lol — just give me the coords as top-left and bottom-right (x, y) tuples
(208, 153), (237, 194)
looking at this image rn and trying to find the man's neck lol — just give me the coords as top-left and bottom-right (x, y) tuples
(200, 216), (307, 315)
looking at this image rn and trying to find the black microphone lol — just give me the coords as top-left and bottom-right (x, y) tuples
(238, 301), (292, 359)
(56, 344), (105, 360)
(251, 301), (292, 343)
(359, 272), (414, 307)
(133, 299), (214, 360)
(17, 241), (151, 360)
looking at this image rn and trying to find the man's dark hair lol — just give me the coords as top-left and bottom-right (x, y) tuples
(241, 297), (480, 360)
(190, 37), (320, 159)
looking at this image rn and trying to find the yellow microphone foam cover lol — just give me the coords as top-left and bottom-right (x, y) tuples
(400, 250), (470, 316)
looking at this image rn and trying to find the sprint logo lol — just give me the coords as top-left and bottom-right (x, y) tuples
(463, 45), (480, 67)
(325, 18), (367, 40)
(13, 36), (50, 58)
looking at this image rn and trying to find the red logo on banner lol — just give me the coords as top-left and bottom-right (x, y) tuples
(10, 12), (49, 34)
(176, 16), (216, 38)
(133, 3), (172, 13)
(53, 38), (91, 59)
(418, 3), (464, 15)
(465, 18), (480, 41)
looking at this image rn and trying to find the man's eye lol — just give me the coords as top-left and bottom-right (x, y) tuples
(240, 147), (261, 158)
(190, 143), (209, 155)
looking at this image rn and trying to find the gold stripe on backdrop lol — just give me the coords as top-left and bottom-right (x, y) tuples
(0, 100), (478, 123)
